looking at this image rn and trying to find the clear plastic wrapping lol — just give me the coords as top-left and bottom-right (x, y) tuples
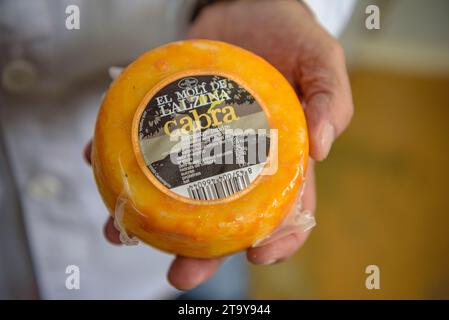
(92, 40), (312, 258)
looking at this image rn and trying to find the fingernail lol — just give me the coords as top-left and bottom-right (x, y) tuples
(320, 122), (335, 160)
(261, 258), (277, 265)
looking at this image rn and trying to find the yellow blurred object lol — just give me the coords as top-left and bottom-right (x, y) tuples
(92, 40), (308, 258)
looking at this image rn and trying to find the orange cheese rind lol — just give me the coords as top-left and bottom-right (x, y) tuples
(92, 39), (308, 258)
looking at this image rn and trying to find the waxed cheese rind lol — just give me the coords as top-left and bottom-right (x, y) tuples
(92, 39), (308, 258)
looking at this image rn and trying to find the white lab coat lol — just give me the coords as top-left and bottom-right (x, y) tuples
(0, 0), (354, 299)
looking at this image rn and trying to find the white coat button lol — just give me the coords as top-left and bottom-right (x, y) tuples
(1, 59), (38, 94)
(27, 174), (63, 201)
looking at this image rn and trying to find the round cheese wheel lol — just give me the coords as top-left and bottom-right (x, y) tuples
(92, 39), (308, 258)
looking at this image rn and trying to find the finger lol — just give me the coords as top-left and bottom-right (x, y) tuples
(296, 37), (354, 161)
(247, 161), (316, 264)
(247, 230), (311, 265)
(84, 140), (92, 165)
(168, 256), (225, 291)
(103, 217), (122, 245)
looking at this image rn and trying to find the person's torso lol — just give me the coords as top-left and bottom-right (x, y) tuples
(0, 0), (194, 299)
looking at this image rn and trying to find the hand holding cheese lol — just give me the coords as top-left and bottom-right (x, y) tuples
(91, 0), (354, 291)
(93, 39), (309, 257)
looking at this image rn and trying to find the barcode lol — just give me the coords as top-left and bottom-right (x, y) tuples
(187, 171), (251, 200)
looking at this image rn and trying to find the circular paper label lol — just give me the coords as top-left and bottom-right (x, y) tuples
(136, 74), (270, 200)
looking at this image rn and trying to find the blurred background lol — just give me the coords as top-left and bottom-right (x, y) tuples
(1, 0), (448, 300)
(250, 0), (449, 299)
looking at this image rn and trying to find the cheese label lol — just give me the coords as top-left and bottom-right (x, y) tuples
(136, 74), (270, 200)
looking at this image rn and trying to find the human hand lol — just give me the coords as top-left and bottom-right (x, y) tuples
(86, 0), (353, 291)
(174, 0), (353, 289)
